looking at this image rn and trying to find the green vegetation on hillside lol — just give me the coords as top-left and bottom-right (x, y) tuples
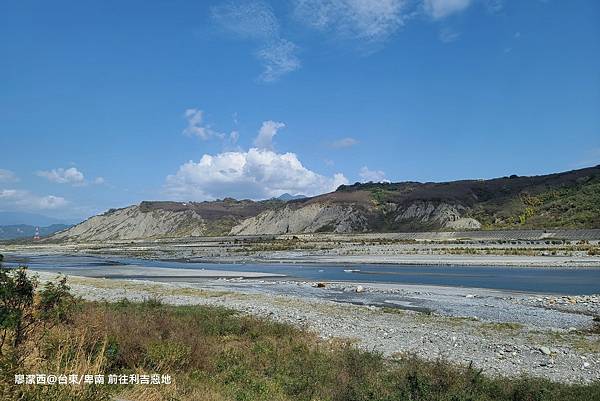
(48, 166), (600, 240)
(470, 177), (600, 229)
(339, 166), (600, 231)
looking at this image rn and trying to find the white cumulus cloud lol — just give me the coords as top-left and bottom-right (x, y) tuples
(424, 0), (472, 19)
(37, 167), (85, 185)
(165, 148), (348, 200)
(253, 120), (286, 149)
(359, 166), (388, 182)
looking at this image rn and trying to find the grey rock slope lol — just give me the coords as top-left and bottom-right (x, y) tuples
(50, 199), (282, 241)
(48, 165), (600, 240)
(230, 203), (368, 235)
(50, 206), (205, 241)
(229, 199), (481, 235)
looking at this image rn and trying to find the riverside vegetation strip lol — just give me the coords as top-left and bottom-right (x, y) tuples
(2, 271), (600, 401)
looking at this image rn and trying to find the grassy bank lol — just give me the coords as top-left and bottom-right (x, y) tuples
(1, 297), (599, 401)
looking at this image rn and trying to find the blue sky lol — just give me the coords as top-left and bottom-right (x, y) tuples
(1, 0), (599, 221)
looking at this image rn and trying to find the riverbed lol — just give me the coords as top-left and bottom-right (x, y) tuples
(4, 253), (600, 295)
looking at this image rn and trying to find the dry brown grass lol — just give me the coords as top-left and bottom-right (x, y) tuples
(3, 300), (600, 401)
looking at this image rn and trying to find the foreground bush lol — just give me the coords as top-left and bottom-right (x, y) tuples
(0, 257), (87, 401)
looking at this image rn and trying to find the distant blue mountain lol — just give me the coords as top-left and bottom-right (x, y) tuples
(0, 211), (75, 226)
(0, 224), (72, 240)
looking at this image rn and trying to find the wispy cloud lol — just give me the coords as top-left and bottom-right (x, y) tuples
(212, 1), (300, 82)
(359, 166), (388, 182)
(0, 169), (18, 183)
(36, 167), (103, 186)
(183, 108), (226, 140)
(330, 137), (359, 148)
(484, 0), (504, 14)
(253, 120), (286, 149)
(212, 0), (279, 39)
(37, 167), (85, 186)
(0, 189), (68, 210)
(293, 0), (409, 43)
(256, 39), (301, 82)
(183, 108), (242, 148)
(502, 30), (521, 54)
(211, 0), (489, 77)
(294, 0), (479, 47)
(424, 0), (472, 19)
(439, 26), (460, 42)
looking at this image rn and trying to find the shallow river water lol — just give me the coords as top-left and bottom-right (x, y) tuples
(4, 253), (600, 295)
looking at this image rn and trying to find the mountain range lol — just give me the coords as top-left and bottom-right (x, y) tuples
(0, 224), (72, 240)
(0, 211), (75, 227)
(48, 165), (600, 242)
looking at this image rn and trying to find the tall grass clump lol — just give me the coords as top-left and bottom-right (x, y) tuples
(0, 255), (110, 401)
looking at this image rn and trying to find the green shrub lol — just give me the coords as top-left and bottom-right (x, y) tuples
(145, 341), (192, 370)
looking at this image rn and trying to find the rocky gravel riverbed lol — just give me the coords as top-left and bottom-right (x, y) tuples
(525, 295), (600, 316)
(5, 234), (600, 268)
(206, 279), (597, 330)
(31, 271), (600, 384)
